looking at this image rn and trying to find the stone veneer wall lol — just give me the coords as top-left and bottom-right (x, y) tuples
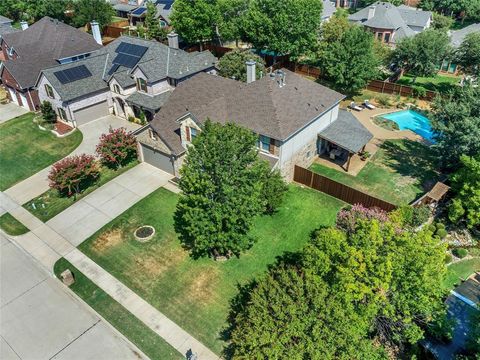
(279, 137), (317, 181)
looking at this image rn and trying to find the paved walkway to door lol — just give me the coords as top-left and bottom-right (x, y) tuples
(0, 103), (29, 124)
(3, 115), (141, 205)
(1, 163), (218, 359)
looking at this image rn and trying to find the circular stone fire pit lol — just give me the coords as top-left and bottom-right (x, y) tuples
(134, 225), (155, 243)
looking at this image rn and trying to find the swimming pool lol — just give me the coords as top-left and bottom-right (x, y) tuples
(382, 110), (434, 142)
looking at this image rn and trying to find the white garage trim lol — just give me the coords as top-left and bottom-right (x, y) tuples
(19, 92), (29, 110)
(73, 100), (109, 126)
(7, 87), (18, 105)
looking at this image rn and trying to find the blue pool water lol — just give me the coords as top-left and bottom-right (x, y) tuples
(382, 110), (434, 142)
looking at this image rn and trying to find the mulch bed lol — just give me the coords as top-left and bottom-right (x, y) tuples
(55, 121), (74, 135)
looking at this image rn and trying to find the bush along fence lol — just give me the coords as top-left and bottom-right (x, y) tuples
(366, 80), (438, 101)
(293, 165), (397, 212)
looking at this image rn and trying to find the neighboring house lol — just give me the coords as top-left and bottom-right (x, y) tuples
(336, 0), (359, 8)
(36, 34), (217, 127)
(322, 1), (337, 22)
(439, 23), (480, 74)
(349, 2), (432, 45)
(127, 0), (174, 28)
(0, 17), (102, 111)
(110, 0), (143, 18)
(0, 16), (19, 59)
(137, 65), (373, 180)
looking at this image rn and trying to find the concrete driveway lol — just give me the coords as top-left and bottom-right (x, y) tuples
(0, 233), (147, 360)
(4, 115), (141, 205)
(47, 163), (172, 246)
(0, 103), (29, 124)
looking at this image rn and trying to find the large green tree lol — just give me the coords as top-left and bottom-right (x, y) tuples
(0, 0), (70, 23)
(229, 219), (447, 358)
(175, 120), (286, 259)
(420, 0), (480, 21)
(431, 12), (453, 30)
(145, 1), (167, 41)
(170, 0), (219, 48)
(448, 155), (480, 229)
(392, 29), (450, 82)
(318, 19), (380, 93)
(241, 0), (323, 60)
(217, 0), (248, 44)
(455, 32), (480, 79)
(72, 0), (114, 29)
(430, 85), (480, 170)
(218, 49), (265, 82)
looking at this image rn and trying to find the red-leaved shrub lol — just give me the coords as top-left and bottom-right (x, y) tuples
(48, 154), (99, 197)
(96, 127), (137, 168)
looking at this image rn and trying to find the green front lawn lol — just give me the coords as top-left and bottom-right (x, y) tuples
(0, 113), (83, 191)
(79, 185), (344, 354)
(443, 258), (480, 290)
(24, 161), (138, 222)
(53, 258), (182, 360)
(310, 139), (439, 205)
(396, 73), (461, 93)
(0, 213), (29, 236)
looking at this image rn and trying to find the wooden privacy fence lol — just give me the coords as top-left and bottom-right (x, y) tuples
(366, 80), (438, 101)
(293, 165), (397, 212)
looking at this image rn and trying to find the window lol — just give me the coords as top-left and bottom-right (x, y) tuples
(384, 33), (390, 43)
(113, 84), (121, 94)
(148, 128), (157, 140)
(45, 84), (55, 99)
(58, 108), (67, 120)
(185, 126), (198, 142)
(376, 32), (383, 41)
(190, 127), (197, 139)
(137, 77), (147, 92)
(258, 135), (271, 152)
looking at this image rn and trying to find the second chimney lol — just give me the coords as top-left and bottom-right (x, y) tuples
(20, 21), (29, 31)
(90, 21), (102, 45)
(246, 60), (256, 84)
(367, 6), (376, 20)
(168, 32), (179, 49)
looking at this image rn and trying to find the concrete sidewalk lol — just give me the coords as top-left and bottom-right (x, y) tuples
(4, 115), (141, 205)
(2, 163), (218, 359)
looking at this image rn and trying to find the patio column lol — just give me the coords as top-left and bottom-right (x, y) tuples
(345, 152), (352, 172)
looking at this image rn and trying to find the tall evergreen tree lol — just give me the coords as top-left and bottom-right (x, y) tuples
(145, 1), (166, 41)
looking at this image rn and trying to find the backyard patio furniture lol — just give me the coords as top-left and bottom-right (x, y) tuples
(363, 100), (375, 110)
(349, 102), (363, 111)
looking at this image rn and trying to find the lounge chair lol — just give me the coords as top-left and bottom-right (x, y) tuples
(363, 100), (375, 110)
(349, 102), (363, 111)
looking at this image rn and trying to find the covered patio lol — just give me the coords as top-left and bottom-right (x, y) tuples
(317, 110), (374, 173)
(125, 91), (172, 123)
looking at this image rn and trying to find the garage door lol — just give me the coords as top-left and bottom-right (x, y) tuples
(73, 100), (109, 126)
(141, 144), (175, 174)
(19, 92), (29, 110)
(7, 87), (18, 105)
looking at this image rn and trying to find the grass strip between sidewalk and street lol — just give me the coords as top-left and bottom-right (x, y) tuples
(0, 212), (29, 236)
(53, 258), (183, 360)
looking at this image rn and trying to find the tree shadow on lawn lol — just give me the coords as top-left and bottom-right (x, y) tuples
(379, 140), (440, 193)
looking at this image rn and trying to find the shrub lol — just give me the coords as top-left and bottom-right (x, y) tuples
(376, 95), (392, 107)
(40, 101), (56, 124)
(428, 224), (437, 233)
(427, 314), (454, 343)
(436, 228), (448, 239)
(412, 85), (427, 99)
(452, 248), (468, 258)
(436, 222), (446, 230)
(48, 154), (99, 197)
(96, 127), (137, 168)
(468, 247), (480, 257)
(444, 253), (453, 264)
(336, 204), (389, 234)
(260, 167), (288, 215)
(412, 205), (431, 227)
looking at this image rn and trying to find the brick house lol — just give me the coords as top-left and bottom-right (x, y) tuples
(137, 65), (373, 180)
(0, 17), (101, 111)
(349, 2), (432, 45)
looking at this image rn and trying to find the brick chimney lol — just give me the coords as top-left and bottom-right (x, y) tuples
(368, 6), (376, 20)
(246, 60), (256, 84)
(167, 32), (179, 49)
(90, 21), (102, 45)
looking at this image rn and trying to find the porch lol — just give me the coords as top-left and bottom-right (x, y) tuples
(316, 109), (374, 175)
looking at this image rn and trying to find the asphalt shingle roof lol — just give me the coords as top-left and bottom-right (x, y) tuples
(125, 90), (172, 112)
(318, 109), (373, 153)
(150, 70), (345, 155)
(0, 15), (12, 24)
(1, 17), (101, 89)
(39, 35), (216, 102)
(450, 23), (480, 48)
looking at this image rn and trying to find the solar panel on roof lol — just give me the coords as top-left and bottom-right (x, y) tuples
(131, 7), (146, 16)
(109, 42), (148, 72)
(54, 65), (92, 84)
(115, 42), (148, 57)
(113, 53), (139, 68)
(157, 0), (174, 9)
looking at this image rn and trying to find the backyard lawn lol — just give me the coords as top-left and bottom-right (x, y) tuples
(0, 113), (83, 190)
(443, 258), (480, 290)
(53, 258), (182, 360)
(79, 185), (344, 354)
(310, 139), (439, 205)
(24, 161), (139, 222)
(396, 73), (461, 93)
